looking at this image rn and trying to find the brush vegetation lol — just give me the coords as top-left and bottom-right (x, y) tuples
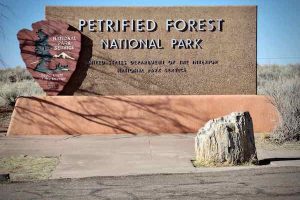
(258, 64), (300, 144)
(0, 67), (45, 108)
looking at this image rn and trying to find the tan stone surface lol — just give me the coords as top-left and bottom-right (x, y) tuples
(46, 6), (257, 95)
(7, 95), (278, 135)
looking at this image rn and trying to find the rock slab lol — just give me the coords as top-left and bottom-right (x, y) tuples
(17, 20), (81, 95)
(195, 112), (258, 165)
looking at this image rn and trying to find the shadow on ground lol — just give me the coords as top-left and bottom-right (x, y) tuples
(258, 157), (300, 165)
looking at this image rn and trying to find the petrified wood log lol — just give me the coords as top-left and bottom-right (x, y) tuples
(195, 112), (258, 166)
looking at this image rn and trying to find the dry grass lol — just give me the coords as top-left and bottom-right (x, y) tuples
(0, 155), (59, 181)
(0, 67), (45, 131)
(255, 133), (300, 150)
(192, 159), (255, 168)
(0, 80), (45, 107)
(258, 64), (300, 144)
(0, 66), (32, 83)
(0, 67), (45, 108)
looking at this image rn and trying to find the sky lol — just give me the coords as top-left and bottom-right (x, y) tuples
(0, 0), (300, 67)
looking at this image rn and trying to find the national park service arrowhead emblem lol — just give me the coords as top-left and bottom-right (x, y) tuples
(17, 20), (81, 95)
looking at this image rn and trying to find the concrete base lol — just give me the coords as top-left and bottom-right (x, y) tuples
(7, 95), (279, 135)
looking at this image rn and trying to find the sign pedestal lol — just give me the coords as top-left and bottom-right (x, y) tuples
(7, 95), (278, 136)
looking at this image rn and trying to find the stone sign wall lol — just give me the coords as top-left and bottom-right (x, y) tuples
(46, 6), (257, 95)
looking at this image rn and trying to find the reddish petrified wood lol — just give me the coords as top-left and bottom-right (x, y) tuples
(17, 20), (81, 95)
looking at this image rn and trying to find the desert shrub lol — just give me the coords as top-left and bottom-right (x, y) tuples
(0, 79), (45, 108)
(258, 64), (300, 143)
(0, 67), (45, 108)
(0, 66), (32, 83)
